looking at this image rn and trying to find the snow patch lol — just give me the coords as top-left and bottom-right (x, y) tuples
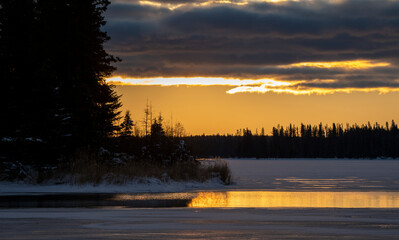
(1, 137), (15, 142)
(0, 178), (225, 196)
(25, 137), (44, 143)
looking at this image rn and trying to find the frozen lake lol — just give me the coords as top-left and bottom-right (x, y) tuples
(2, 207), (399, 239)
(226, 159), (399, 190)
(1, 159), (399, 239)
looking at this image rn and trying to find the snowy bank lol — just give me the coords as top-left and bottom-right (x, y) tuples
(0, 178), (225, 196)
(2, 159), (399, 195)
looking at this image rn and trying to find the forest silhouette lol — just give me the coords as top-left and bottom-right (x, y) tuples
(184, 121), (399, 159)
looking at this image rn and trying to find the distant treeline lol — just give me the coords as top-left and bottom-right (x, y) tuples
(184, 121), (399, 159)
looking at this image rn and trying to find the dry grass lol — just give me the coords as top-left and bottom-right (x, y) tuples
(68, 151), (232, 185)
(196, 159), (232, 185)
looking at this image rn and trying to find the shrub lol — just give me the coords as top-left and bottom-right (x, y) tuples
(68, 150), (232, 185)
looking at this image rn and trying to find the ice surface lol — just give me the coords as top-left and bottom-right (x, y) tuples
(1, 208), (399, 239)
(226, 159), (399, 190)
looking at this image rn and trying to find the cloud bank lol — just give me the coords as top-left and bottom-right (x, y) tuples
(105, 0), (399, 94)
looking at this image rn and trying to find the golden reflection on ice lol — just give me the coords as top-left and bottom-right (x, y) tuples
(188, 191), (399, 208)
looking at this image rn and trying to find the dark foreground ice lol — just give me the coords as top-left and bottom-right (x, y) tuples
(1, 207), (399, 239)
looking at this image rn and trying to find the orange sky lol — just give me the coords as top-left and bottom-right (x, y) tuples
(115, 85), (399, 135)
(106, 0), (399, 135)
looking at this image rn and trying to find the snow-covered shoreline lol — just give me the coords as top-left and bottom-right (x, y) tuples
(1, 159), (399, 195)
(0, 178), (226, 196)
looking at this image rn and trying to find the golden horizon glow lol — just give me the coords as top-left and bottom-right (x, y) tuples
(199, 0), (249, 7)
(107, 76), (399, 95)
(107, 76), (291, 87)
(282, 60), (391, 70)
(188, 191), (399, 208)
(139, 0), (184, 10)
(137, 0), (297, 10)
(115, 85), (399, 135)
(226, 86), (399, 95)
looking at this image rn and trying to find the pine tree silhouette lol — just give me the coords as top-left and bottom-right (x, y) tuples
(1, 0), (121, 167)
(120, 111), (134, 137)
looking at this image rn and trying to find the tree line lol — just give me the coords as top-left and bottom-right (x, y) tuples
(113, 103), (191, 165)
(118, 101), (186, 138)
(184, 121), (399, 159)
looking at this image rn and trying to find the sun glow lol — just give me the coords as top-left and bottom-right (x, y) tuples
(136, 0), (295, 10)
(107, 76), (399, 95)
(199, 0), (249, 6)
(226, 86), (399, 95)
(262, 0), (298, 2)
(107, 76), (291, 87)
(282, 60), (391, 70)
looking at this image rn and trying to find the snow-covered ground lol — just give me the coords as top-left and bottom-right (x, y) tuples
(1, 159), (399, 194)
(0, 179), (223, 196)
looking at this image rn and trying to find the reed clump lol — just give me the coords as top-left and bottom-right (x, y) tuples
(68, 150), (232, 185)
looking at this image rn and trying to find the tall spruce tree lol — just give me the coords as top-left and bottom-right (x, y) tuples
(1, 0), (121, 166)
(120, 111), (134, 137)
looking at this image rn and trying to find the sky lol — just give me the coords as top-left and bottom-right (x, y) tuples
(104, 0), (399, 135)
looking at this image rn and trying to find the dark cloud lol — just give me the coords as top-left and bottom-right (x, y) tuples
(113, 0), (205, 4)
(300, 79), (399, 89)
(106, 0), (399, 90)
(106, 3), (170, 20)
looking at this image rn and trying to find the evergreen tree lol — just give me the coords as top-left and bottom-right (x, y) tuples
(35, 0), (121, 149)
(148, 115), (165, 161)
(120, 111), (134, 136)
(0, 0), (121, 167)
(151, 115), (165, 145)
